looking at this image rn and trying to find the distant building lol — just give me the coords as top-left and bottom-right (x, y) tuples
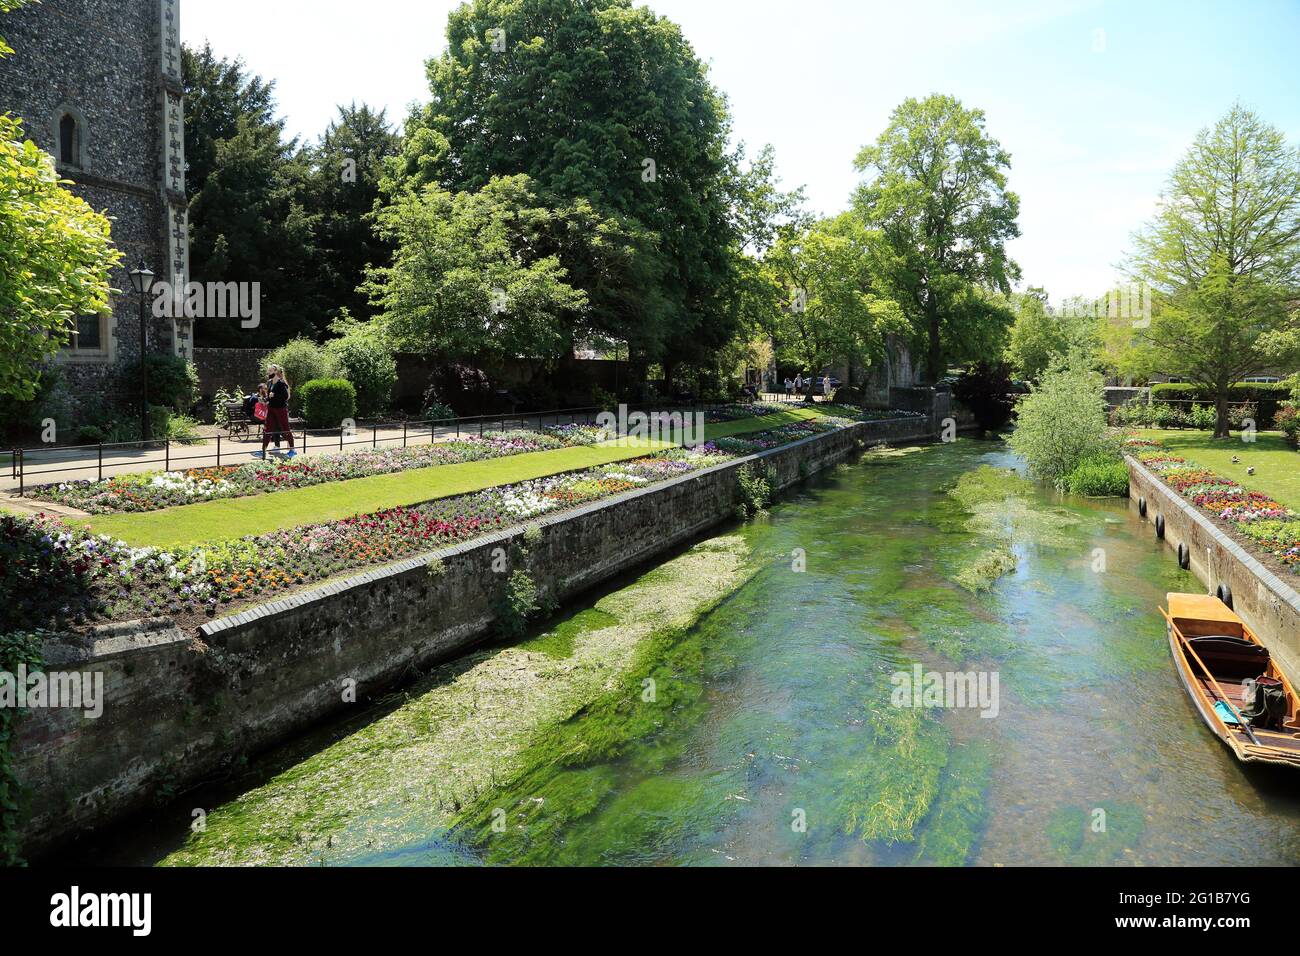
(0, 0), (191, 409)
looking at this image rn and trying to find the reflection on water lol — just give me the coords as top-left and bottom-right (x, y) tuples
(85, 439), (1300, 866)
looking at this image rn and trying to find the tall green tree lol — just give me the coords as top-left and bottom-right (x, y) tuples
(297, 103), (400, 324)
(853, 94), (1021, 382)
(1004, 287), (1100, 381)
(366, 175), (589, 361)
(395, 0), (740, 381)
(1129, 105), (1300, 437)
(183, 43), (321, 346)
(767, 214), (904, 400)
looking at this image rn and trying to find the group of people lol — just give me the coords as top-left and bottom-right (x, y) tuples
(241, 365), (297, 458)
(782, 374), (834, 398)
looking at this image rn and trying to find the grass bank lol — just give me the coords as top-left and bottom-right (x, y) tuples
(84, 409), (826, 548)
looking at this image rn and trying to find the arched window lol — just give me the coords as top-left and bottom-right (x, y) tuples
(59, 113), (78, 166)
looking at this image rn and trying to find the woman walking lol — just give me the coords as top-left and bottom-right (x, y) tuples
(256, 365), (296, 458)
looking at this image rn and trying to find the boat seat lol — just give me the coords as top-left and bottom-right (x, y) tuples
(1187, 635), (1270, 680)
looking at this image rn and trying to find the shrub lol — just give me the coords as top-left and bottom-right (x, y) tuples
(1189, 403), (1217, 431)
(262, 339), (340, 413)
(421, 399), (456, 422)
(1275, 403), (1300, 447)
(496, 569), (542, 640)
(297, 378), (356, 428)
(74, 425), (107, 445)
(1149, 382), (1289, 428)
(130, 355), (199, 413)
(0, 365), (74, 443)
(953, 362), (1016, 433)
(736, 463), (774, 519)
(424, 364), (491, 413)
(1061, 454), (1130, 497)
(325, 330), (397, 418)
(1008, 360), (1116, 482)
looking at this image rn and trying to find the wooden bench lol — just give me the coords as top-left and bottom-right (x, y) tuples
(222, 403), (305, 441)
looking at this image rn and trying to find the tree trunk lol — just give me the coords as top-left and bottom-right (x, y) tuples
(925, 302), (943, 384)
(1214, 393), (1231, 440)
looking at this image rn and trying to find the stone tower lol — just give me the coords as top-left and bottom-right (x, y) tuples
(0, 0), (191, 409)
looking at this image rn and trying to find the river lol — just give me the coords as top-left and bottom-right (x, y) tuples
(74, 438), (1300, 866)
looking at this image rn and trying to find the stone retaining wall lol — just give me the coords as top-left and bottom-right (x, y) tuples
(1126, 456), (1300, 681)
(14, 418), (934, 856)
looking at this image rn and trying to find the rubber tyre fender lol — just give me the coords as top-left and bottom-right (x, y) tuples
(1138, 497), (1147, 518)
(1177, 542), (1190, 570)
(1216, 583), (1234, 610)
(1155, 514), (1165, 540)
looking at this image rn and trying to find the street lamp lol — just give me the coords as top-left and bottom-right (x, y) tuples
(128, 264), (155, 442)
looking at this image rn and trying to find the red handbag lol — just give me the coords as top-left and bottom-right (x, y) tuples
(253, 401), (269, 422)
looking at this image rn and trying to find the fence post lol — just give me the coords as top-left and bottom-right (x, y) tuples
(165, 439), (170, 472)
(373, 424), (378, 449)
(216, 435), (221, 469)
(480, 419), (484, 438)
(303, 426), (308, 454)
(402, 422), (408, 448)
(340, 428), (344, 452)
(98, 442), (103, 482)
(18, 448), (23, 497)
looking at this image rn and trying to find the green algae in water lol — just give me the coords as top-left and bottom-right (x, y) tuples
(913, 739), (996, 866)
(838, 699), (951, 845)
(1045, 802), (1146, 865)
(159, 536), (756, 867)
(519, 608), (620, 659)
(954, 547), (1018, 593)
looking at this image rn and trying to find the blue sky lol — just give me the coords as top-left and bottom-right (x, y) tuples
(184, 0), (1300, 303)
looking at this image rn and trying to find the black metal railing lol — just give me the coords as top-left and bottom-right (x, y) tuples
(6, 400), (742, 496)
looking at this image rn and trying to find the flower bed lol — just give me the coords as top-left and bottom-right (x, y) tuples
(1128, 437), (1299, 573)
(3, 421), (830, 633)
(25, 405), (800, 516)
(27, 432), (570, 515)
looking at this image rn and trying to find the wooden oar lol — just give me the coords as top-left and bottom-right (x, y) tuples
(1160, 607), (1263, 747)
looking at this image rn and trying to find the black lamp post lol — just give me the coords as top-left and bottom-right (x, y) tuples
(128, 264), (155, 442)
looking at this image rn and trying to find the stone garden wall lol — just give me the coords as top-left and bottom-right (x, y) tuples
(14, 417), (935, 856)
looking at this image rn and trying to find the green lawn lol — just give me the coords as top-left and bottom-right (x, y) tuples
(83, 408), (831, 548)
(1135, 429), (1300, 510)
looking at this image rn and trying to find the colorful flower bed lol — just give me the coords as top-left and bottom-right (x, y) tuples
(27, 432), (571, 515)
(26, 405), (799, 516)
(1128, 437), (1299, 573)
(2, 421), (825, 632)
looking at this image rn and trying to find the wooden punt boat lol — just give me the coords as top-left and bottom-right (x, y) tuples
(1161, 593), (1300, 768)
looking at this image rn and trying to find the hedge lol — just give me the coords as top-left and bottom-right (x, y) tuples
(1149, 382), (1290, 428)
(297, 378), (357, 429)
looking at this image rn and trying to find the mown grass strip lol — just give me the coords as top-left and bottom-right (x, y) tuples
(81, 409), (828, 549)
